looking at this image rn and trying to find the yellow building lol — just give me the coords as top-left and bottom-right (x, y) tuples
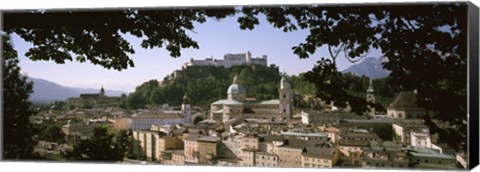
(274, 145), (304, 167)
(301, 141), (338, 168)
(162, 150), (186, 165)
(132, 131), (182, 162)
(184, 134), (201, 164)
(338, 140), (370, 166)
(197, 136), (220, 164)
(111, 117), (132, 131)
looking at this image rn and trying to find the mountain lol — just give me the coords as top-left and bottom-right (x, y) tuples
(26, 77), (125, 102)
(342, 57), (390, 79)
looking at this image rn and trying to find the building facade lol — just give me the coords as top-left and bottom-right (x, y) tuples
(132, 96), (192, 131)
(210, 76), (293, 123)
(387, 92), (425, 119)
(255, 152), (279, 167)
(182, 51), (267, 69)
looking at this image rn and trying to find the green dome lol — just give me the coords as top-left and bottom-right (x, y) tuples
(227, 84), (246, 94)
(227, 76), (246, 94)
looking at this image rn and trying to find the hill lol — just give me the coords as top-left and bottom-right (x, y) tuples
(125, 64), (281, 109)
(27, 77), (125, 102)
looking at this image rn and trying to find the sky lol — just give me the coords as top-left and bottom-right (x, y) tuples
(12, 12), (381, 93)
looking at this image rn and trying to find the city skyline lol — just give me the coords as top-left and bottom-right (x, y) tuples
(12, 13), (381, 93)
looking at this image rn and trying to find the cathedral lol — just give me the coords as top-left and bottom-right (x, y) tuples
(209, 76), (293, 123)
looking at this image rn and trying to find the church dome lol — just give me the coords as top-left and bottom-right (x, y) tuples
(227, 76), (246, 94)
(227, 84), (246, 94)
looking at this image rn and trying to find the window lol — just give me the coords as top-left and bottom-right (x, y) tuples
(283, 94), (286, 98)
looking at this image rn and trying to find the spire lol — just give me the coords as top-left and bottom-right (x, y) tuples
(367, 79), (374, 93)
(183, 93), (190, 104)
(280, 75), (290, 89)
(233, 75), (238, 84)
(100, 86), (105, 96)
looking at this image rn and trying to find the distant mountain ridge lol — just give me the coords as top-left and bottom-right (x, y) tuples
(26, 77), (125, 102)
(342, 57), (390, 79)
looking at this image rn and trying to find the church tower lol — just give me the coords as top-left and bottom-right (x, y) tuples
(279, 76), (293, 119)
(100, 86), (105, 97)
(366, 79), (376, 115)
(182, 93), (192, 124)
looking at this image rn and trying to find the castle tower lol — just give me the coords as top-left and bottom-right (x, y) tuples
(100, 86), (105, 97)
(246, 51), (252, 64)
(366, 79), (376, 115)
(182, 93), (192, 124)
(279, 76), (293, 119)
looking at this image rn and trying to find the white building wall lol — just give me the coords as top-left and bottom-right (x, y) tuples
(183, 52), (268, 69)
(132, 116), (187, 131)
(410, 130), (432, 148)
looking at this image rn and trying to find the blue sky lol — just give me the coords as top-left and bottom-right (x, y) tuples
(13, 13), (380, 93)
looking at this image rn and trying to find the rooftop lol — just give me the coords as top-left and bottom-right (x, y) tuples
(198, 136), (220, 143)
(302, 152), (334, 159)
(341, 132), (379, 139)
(407, 147), (455, 159)
(338, 140), (370, 147)
(388, 91), (424, 110)
(256, 152), (278, 156)
(184, 134), (202, 141)
(280, 131), (328, 138)
(211, 99), (244, 105)
(131, 112), (184, 119)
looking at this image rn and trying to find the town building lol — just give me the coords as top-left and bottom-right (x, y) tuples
(132, 130), (183, 162)
(410, 128), (432, 148)
(184, 134), (202, 164)
(338, 140), (370, 166)
(361, 141), (408, 168)
(131, 94), (192, 131)
(161, 150), (186, 165)
(255, 152), (279, 167)
(61, 120), (113, 139)
(110, 117), (132, 131)
(301, 141), (338, 168)
(301, 110), (367, 125)
(392, 119), (429, 145)
(387, 91), (425, 119)
(66, 86), (122, 108)
(405, 147), (457, 169)
(210, 76), (293, 123)
(301, 111), (340, 125)
(340, 131), (381, 142)
(280, 131), (330, 142)
(197, 136), (221, 164)
(218, 135), (260, 166)
(272, 138), (307, 167)
(323, 126), (341, 143)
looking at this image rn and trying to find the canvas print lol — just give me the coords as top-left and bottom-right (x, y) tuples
(1, 2), (478, 170)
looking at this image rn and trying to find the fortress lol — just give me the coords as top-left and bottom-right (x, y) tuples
(182, 51), (267, 69)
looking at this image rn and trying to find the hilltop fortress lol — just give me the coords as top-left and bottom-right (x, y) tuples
(182, 51), (267, 69)
(172, 51), (270, 79)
